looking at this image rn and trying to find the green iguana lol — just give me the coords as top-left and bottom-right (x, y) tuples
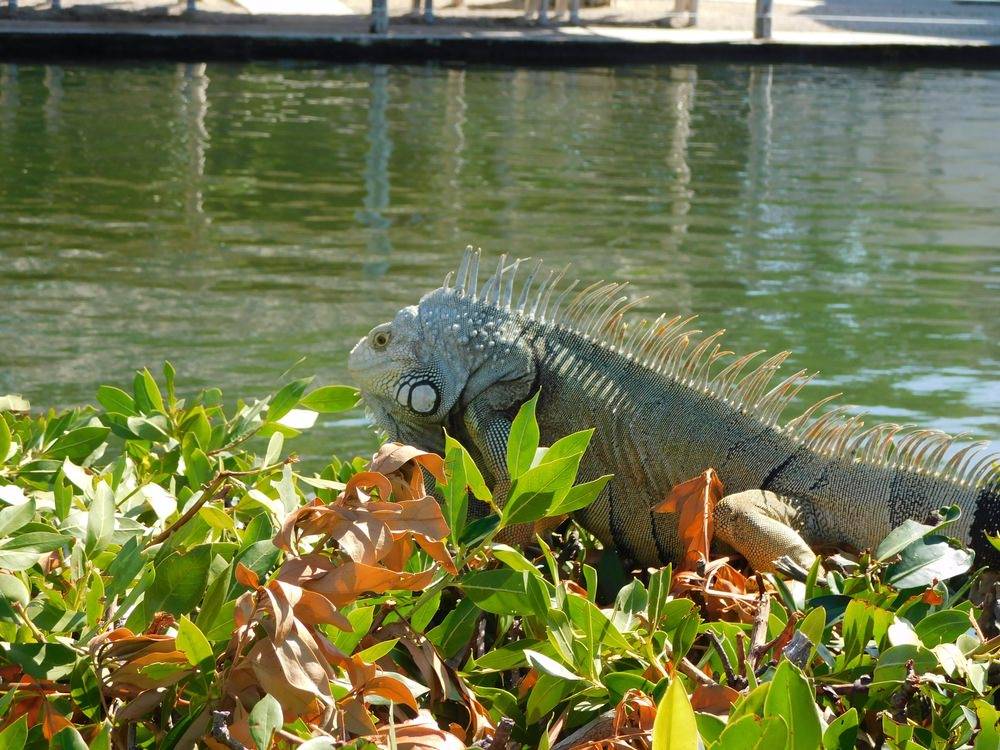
(348, 248), (999, 572)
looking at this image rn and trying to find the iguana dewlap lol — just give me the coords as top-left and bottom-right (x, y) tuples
(349, 248), (999, 572)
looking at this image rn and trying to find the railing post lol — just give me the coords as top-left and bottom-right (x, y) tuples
(754, 0), (772, 39)
(537, 0), (548, 25)
(7, 0), (16, 11)
(569, 0), (579, 25)
(186, 0), (196, 11)
(687, 0), (698, 27)
(423, 0), (434, 24)
(371, 0), (389, 33)
(51, 0), (61, 9)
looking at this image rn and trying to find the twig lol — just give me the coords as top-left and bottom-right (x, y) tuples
(147, 457), (295, 548)
(706, 631), (745, 689)
(210, 710), (248, 750)
(822, 676), (872, 696)
(488, 717), (515, 750)
(889, 660), (920, 723)
(679, 657), (715, 687)
(12, 601), (49, 644)
(0, 679), (72, 694)
(747, 576), (771, 670)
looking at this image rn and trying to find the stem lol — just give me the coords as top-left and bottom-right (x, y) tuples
(13, 601), (49, 644)
(146, 458), (295, 548)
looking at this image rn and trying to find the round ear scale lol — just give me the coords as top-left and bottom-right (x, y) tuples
(409, 382), (440, 414)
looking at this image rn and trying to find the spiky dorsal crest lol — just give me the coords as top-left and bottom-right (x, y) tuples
(443, 248), (997, 488)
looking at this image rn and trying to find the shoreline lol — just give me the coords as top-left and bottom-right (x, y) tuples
(2, 22), (1000, 66)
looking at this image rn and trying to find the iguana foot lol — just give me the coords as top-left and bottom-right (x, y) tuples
(713, 489), (816, 574)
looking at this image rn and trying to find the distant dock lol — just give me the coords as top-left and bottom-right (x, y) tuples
(2, 0), (1000, 64)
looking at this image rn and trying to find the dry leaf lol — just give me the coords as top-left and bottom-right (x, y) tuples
(690, 684), (741, 714)
(655, 469), (725, 570)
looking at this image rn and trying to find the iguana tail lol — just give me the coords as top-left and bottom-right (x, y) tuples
(972, 474), (1000, 569)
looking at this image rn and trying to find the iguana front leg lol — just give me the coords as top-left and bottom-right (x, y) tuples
(713, 489), (816, 573)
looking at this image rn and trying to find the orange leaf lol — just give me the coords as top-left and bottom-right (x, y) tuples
(235, 562), (260, 589)
(278, 555), (435, 607)
(344, 471), (394, 503)
(655, 469), (725, 570)
(382, 495), (452, 542)
(40, 698), (74, 739)
(922, 587), (944, 605)
(365, 675), (420, 711)
(690, 684), (741, 714)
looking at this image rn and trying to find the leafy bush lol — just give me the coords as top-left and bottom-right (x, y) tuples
(0, 367), (996, 750)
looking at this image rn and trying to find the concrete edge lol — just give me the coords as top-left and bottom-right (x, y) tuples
(2, 28), (1000, 66)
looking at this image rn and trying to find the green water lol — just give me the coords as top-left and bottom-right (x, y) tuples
(1, 62), (997, 459)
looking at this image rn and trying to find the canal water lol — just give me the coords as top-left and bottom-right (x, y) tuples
(1, 63), (997, 459)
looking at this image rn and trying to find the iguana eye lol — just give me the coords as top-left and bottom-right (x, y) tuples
(371, 329), (392, 349)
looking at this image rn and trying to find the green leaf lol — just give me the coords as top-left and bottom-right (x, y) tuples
(0, 416), (10, 466)
(565, 593), (633, 652)
(914, 609), (973, 647)
(0, 572), (29, 608)
(461, 569), (538, 615)
(763, 660), (822, 750)
(0, 716), (27, 750)
(524, 649), (581, 681)
(88, 726), (111, 750)
(133, 368), (165, 414)
(96, 385), (136, 416)
(0, 498), (35, 538)
(492, 544), (540, 574)
(974, 699), (999, 750)
(885, 535), (974, 589)
(442, 433), (491, 542)
(875, 506), (961, 560)
(199, 505), (235, 531)
(549, 474), (612, 516)
(651, 676), (699, 750)
(716, 715), (787, 750)
(85, 482), (115, 557)
(538, 429), (594, 466)
(177, 616), (215, 670)
(502, 453), (582, 527)
(86, 570), (105, 628)
(299, 385), (360, 413)
(49, 727), (88, 750)
(427, 598), (481, 659)
(297, 739), (336, 750)
(355, 638), (399, 662)
(266, 377), (314, 422)
(823, 708), (858, 750)
(507, 392), (540, 481)
(49, 426), (110, 462)
(144, 545), (212, 619)
(249, 694), (283, 750)
(872, 644), (938, 684)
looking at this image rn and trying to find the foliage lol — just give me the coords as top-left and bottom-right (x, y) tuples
(0, 367), (997, 750)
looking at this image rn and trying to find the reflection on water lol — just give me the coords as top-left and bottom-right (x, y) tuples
(0, 62), (997, 459)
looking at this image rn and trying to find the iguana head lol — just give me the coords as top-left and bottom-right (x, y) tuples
(348, 251), (539, 452)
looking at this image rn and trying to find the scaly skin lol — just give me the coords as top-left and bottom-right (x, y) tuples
(349, 249), (1000, 571)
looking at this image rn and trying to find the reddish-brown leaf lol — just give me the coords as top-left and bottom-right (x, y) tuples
(654, 469), (725, 570)
(40, 697), (74, 739)
(370, 443), (447, 485)
(690, 684), (741, 714)
(235, 562), (261, 589)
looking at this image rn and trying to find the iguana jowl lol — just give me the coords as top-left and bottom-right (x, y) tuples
(349, 248), (1000, 571)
